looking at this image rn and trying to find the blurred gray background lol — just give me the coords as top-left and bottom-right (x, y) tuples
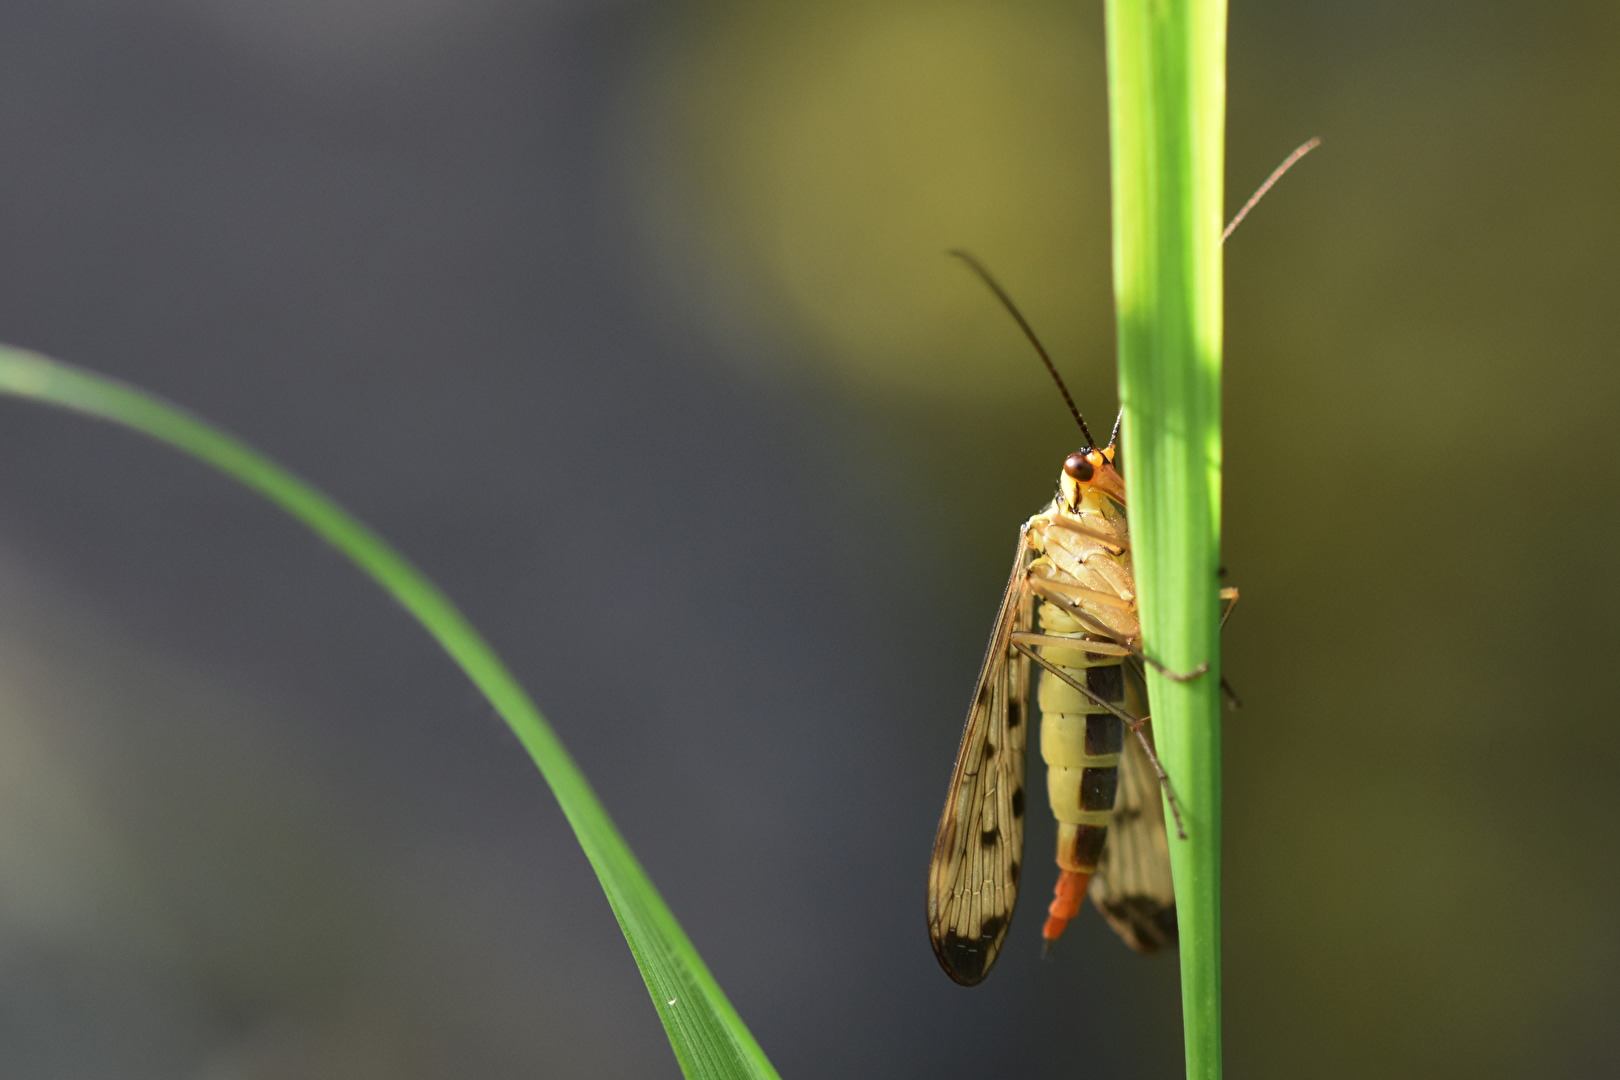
(0, 1), (1616, 1077)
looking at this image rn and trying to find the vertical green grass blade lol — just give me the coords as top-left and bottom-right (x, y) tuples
(0, 346), (780, 1080)
(1103, 2), (1226, 1078)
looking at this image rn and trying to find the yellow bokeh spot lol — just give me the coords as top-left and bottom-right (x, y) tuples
(641, 1), (1113, 402)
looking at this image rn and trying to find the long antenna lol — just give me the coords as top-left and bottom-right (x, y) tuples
(1223, 137), (1320, 243)
(948, 250), (1096, 448)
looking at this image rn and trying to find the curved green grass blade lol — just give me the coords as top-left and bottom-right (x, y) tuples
(0, 345), (781, 1080)
(1104, 0), (1227, 1077)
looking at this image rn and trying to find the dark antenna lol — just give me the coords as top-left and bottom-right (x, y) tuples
(948, 250), (1097, 448)
(1223, 137), (1320, 243)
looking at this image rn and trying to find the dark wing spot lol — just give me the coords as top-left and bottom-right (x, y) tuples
(1154, 906), (1179, 945)
(1007, 699), (1023, 730)
(1096, 894), (1179, 954)
(935, 911), (1012, 986)
(1011, 785), (1025, 819)
(934, 930), (990, 986)
(980, 827), (1000, 847)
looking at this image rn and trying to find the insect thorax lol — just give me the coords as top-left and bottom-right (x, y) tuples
(1026, 497), (1138, 646)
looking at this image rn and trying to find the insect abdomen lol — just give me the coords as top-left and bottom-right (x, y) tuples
(1036, 638), (1126, 943)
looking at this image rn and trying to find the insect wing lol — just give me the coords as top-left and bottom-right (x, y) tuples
(1088, 667), (1177, 952)
(927, 531), (1034, 985)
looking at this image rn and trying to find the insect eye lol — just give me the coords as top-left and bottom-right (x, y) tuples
(1064, 452), (1094, 482)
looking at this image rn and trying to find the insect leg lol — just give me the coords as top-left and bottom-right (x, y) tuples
(1032, 577), (1234, 683)
(1012, 637), (1187, 840)
(1014, 631), (1130, 656)
(1031, 581), (1210, 682)
(1042, 515), (1128, 554)
(1217, 588), (1242, 706)
(1132, 586), (1242, 691)
(1139, 654), (1210, 682)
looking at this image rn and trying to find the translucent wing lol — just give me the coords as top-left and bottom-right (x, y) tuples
(927, 530), (1035, 985)
(1089, 666), (1177, 952)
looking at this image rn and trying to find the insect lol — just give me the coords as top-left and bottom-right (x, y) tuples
(927, 140), (1308, 986)
(926, 252), (1224, 986)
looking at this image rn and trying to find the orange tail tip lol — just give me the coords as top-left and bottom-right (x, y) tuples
(1041, 870), (1091, 948)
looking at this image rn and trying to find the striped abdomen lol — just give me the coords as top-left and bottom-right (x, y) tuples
(1036, 626), (1127, 942)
